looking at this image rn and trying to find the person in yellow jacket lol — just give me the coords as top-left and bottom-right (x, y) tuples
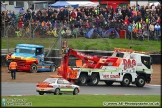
(6, 52), (12, 73)
(9, 59), (17, 79)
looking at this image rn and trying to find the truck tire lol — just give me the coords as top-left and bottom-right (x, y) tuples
(78, 74), (88, 86)
(104, 81), (114, 86)
(30, 63), (38, 73)
(87, 74), (99, 86)
(50, 64), (56, 72)
(136, 76), (145, 87)
(121, 76), (131, 87)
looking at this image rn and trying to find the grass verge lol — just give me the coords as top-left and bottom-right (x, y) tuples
(1, 37), (161, 54)
(2, 95), (161, 107)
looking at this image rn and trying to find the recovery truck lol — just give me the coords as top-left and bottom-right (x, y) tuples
(11, 44), (57, 73)
(56, 42), (153, 87)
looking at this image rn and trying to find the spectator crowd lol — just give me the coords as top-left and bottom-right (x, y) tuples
(1, 3), (161, 40)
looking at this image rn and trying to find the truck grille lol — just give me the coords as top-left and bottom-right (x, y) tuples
(14, 59), (26, 66)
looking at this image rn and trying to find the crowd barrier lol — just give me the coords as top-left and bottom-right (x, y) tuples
(1, 23), (161, 40)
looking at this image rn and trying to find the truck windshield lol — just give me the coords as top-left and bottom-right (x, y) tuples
(141, 56), (150, 69)
(16, 48), (35, 54)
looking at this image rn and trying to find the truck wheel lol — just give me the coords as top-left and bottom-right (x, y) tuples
(50, 64), (56, 72)
(121, 76), (131, 87)
(54, 88), (60, 95)
(87, 74), (99, 86)
(39, 92), (44, 95)
(73, 88), (79, 95)
(30, 63), (38, 73)
(136, 76), (145, 87)
(104, 81), (114, 86)
(78, 74), (88, 86)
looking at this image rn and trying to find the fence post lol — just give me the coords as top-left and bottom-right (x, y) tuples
(33, 23), (39, 44)
(131, 23), (133, 44)
(147, 22), (149, 41)
(6, 26), (11, 53)
(59, 24), (63, 55)
(125, 30), (126, 39)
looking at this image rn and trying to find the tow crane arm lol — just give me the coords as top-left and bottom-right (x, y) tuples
(58, 47), (103, 81)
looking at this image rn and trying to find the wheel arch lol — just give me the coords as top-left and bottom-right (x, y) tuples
(123, 73), (132, 82)
(136, 71), (147, 79)
(91, 72), (100, 80)
(79, 71), (88, 76)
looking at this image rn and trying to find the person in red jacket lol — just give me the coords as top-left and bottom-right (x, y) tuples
(124, 16), (130, 25)
(18, 19), (24, 32)
(70, 11), (76, 19)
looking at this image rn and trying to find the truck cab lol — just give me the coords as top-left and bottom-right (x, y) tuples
(11, 44), (56, 73)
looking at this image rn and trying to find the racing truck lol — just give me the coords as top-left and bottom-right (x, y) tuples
(11, 44), (57, 73)
(56, 42), (153, 87)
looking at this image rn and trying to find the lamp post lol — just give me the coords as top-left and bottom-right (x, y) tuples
(3, 3), (8, 52)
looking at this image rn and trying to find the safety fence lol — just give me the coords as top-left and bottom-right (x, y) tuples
(1, 22), (161, 41)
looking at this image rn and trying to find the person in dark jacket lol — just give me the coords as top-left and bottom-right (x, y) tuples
(127, 8), (132, 17)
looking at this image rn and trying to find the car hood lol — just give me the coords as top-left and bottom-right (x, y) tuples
(71, 84), (80, 88)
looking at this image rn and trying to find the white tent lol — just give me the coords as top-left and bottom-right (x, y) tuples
(66, 1), (99, 7)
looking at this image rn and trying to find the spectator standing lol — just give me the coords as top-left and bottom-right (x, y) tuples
(6, 52), (12, 73)
(149, 22), (155, 40)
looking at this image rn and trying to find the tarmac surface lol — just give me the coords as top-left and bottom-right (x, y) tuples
(2, 82), (161, 96)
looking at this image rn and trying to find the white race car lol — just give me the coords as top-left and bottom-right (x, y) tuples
(36, 76), (80, 95)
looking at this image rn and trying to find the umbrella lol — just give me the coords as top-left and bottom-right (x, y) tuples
(48, 1), (78, 8)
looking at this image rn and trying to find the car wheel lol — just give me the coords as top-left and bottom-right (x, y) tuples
(78, 74), (87, 86)
(104, 81), (114, 86)
(73, 88), (79, 95)
(87, 74), (99, 86)
(54, 88), (60, 95)
(50, 64), (56, 72)
(30, 63), (37, 73)
(121, 76), (131, 87)
(136, 76), (145, 87)
(39, 92), (44, 95)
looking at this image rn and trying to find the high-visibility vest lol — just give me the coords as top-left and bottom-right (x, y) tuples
(95, 9), (98, 14)
(6, 54), (11, 61)
(9, 62), (17, 70)
(146, 18), (149, 23)
(136, 22), (142, 30)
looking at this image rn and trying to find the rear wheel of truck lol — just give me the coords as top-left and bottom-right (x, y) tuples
(50, 64), (56, 72)
(30, 63), (38, 73)
(78, 74), (88, 86)
(121, 76), (131, 87)
(87, 74), (99, 86)
(136, 76), (145, 87)
(104, 81), (114, 86)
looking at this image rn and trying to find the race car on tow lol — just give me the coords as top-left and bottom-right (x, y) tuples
(36, 75), (80, 95)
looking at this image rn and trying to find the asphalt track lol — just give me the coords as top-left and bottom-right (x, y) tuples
(2, 82), (161, 96)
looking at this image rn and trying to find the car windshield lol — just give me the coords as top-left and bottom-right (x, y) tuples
(16, 48), (35, 54)
(43, 78), (56, 83)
